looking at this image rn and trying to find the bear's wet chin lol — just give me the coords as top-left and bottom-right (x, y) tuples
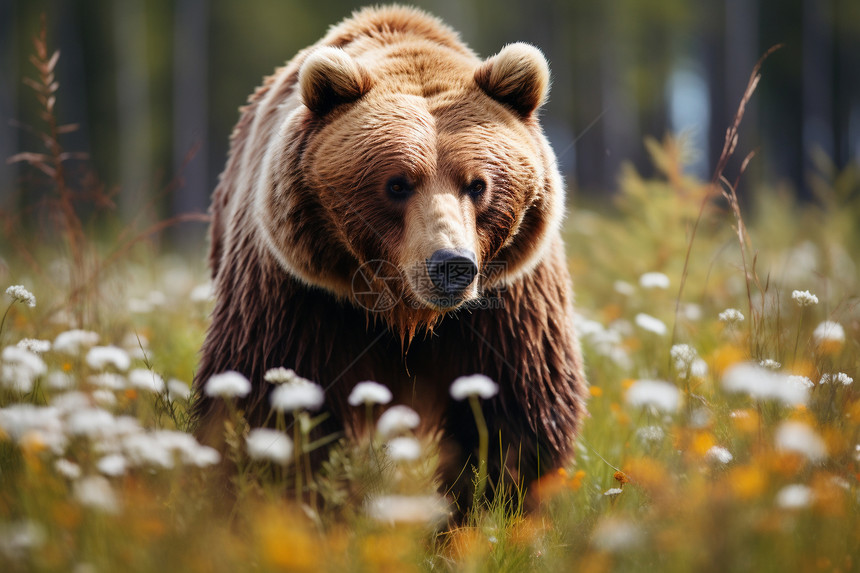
(405, 281), (480, 312)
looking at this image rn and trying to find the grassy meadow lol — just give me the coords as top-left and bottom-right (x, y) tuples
(1, 38), (859, 573)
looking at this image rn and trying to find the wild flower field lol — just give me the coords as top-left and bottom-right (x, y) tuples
(1, 132), (858, 572)
(1, 31), (858, 572)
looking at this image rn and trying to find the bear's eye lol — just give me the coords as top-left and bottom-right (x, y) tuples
(386, 177), (414, 200)
(465, 179), (486, 199)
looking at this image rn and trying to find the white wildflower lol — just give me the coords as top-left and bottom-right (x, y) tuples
(121, 433), (173, 468)
(639, 272), (670, 289)
(591, 517), (642, 552)
(45, 371), (74, 390)
(791, 290), (819, 306)
(121, 430), (219, 469)
(626, 379), (680, 412)
(705, 446), (733, 464)
(609, 319), (634, 338)
(0, 404), (67, 453)
(187, 445), (221, 467)
(149, 291), (167, 307)
(85, 346), (131, 372)
(377, 405), (420, 438)
(613, 280), (635, 296)
(577, 317), (632, 370)
(0, 520), (46, 559)
(636, 425), (665, 444)
(122, 332), (149, 350)
(53, 330), (99, 354)
(127, 298), (153, 314)
(812, 321), (845, 347)
(634, 313), (667, 336)
(681, 303), (703, 322)
(263, 367), (303, 384)
(92, 389), (117, 407)
(719, 308), (744, 324)
(577, 317), (604, 338)
(128, 369), (165, 393)
(603, 487), (623, 496)
(670, 344), (697, 376)
(66, 407), (117, 439)
(830, 475), (851, 491)
(122, 332), (149, 360)
(690, 358), (708, 379)
(1, 346), (47, 392)
(348, 381), (393, 406)
(127, 346), (148, 361)
(96, 454), (128, 477)
(450, 374), (498, 400)
(50, 391), (91, 413)
(55, 459), (82, 480)
(787, 375), (814, 389)
(722, 362), (809, 406)
(819, 372), (853, 386)
(167, 379), (192, 401)
(74, 476), (120, 514)
(87, 373), (127, 390)
(16, 339), (50, 354)
(190, 283), (214, 302)
(386, 436), (422, 462)
(2, 345), (47, 376)
(775, 484), (812, 509)
(759, 359), (781, 370)
(270, 380), (325, 412)
(781, 241), (819, 284)
(204, 371), (251, 398)
(5, 285), (36, 307)
(690, 407), (711, 429)
(367, 494), (448, 525)
(246, 428), (293, 464)
(774, 421), (827, 462)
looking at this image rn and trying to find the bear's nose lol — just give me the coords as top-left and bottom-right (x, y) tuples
(425, 248), (478, 298)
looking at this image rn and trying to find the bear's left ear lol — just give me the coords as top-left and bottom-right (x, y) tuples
(475, 43), (549, 117)
(299, 47), (373, 115)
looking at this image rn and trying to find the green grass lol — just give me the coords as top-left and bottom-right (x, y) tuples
(1, 135), (858, 572)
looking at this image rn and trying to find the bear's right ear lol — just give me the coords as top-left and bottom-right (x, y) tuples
(475, 43), (549, 117)
(299, 47), (373, 115)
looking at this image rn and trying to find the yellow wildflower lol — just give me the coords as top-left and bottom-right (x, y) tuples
(728, 465), (766, 500)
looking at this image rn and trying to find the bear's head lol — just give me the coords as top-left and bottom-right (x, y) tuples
(254, 41), (564, 337)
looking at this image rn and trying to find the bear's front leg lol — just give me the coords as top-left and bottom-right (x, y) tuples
(436, 239), (587, 514)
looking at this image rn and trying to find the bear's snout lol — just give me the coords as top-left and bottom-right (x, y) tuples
(425, 248), (478, 302)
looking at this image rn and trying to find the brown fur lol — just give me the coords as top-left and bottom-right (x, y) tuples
(193, 5), (587, 513)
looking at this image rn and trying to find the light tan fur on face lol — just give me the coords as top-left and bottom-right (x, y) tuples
(401, 185), (480, 306)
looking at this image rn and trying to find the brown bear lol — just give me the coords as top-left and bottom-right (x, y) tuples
(193, 5), (587, 512)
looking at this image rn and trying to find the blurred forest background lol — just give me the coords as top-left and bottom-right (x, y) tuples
(1, 0), (859, 250)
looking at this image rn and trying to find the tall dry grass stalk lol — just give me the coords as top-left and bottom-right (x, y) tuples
(4, 17), (208, 326)
(6, 17), (91, 322)
(674, 44), (784, 354)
